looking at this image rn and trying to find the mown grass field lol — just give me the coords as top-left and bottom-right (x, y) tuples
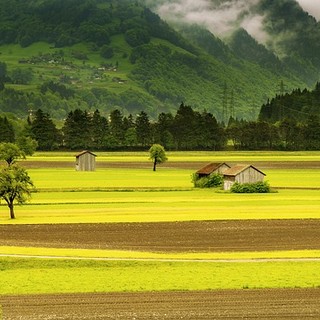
(26, 150), (320, 162)
(1, 189), (319, 224)
(0, 151), (320, 295)
(1, 257), (320, 295)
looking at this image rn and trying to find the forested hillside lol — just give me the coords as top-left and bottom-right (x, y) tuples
(259, 82), (320, 123)
(0, 0), (315, 121)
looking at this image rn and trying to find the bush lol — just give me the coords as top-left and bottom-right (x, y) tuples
(100, 45), (114, 59)
(192, 173), (223, 188)
(230, 181), (271, 193)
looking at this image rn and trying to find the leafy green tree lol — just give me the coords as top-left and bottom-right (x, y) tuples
(16, 136), (38, 156)
(10, 68), (33, 84)
(0, 142), (26, 166)
(125, 28), (150, 47)
(100, 45), (114, 59)
(149, 144), (167, 171)
(0, 165), (34, 219)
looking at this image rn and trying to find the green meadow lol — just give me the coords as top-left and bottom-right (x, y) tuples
(0, 151), (320, 295)
(1, 189), (319, 224)
(28, 150), (320, 162)
(0, 257), (320, 295)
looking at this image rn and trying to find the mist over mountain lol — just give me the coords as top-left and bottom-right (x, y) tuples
(0, 0), (319, 121)
(144, 0), (320, 84)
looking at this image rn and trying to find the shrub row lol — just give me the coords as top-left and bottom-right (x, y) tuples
(192, 173), (224, 189)
(230, 181), (271, 193)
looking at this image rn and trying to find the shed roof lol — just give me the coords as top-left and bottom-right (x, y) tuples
(75, 150), (97, 158)
(223, 165), (266, 177)
(196, 162), (230, 175)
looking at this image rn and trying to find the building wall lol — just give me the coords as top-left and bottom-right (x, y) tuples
(223, 176), (235, 190)
(224, 167), (265, 190)
(235, 167), (264, 184)
(76, 153), (96, 171)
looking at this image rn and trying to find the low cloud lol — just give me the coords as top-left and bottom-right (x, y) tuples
(148, 0), (269, 43)
(296, 0), (320, 20)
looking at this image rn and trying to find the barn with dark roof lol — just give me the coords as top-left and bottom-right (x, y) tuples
(196, 162), (231, 178)
(223, 165), (266, 190)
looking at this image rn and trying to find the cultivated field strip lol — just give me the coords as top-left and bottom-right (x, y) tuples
(21, 160), (320, 170)
(1, 289), (320, 319)
(0, 220), (320, 252)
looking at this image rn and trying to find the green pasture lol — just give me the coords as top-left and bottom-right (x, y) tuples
(28, 168), (193, 190)
(0, 164), (319, 224)
(27, 167), (320, 190)
(1, 246), (320, 261)
(1, 188), (319, 224)
(0, 257), (320, 295)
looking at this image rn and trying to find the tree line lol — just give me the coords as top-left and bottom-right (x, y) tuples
(1, 101), (320, 151)
(24, 103), (226, 151)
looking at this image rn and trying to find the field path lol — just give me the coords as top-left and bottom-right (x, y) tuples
(21, 160), (320, 169)
(1, 253), (320, 263)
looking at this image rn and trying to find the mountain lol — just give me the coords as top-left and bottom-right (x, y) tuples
(0, 0), (319, 121)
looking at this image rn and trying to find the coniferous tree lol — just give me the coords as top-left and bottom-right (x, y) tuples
(172, 102), (199, 150)
(199, 111), (226, 150)
(135, 111), (151, 147)
(304, 116), (320, 150)
(0, 62), (7, 90)
(30, 109), (60, 150)
(155, 112), (174, 150)
(0, 116), (15, 143)
(91, 109), (109, 149)
(109, 109), (125, 147)
(63, 109), (91, 150)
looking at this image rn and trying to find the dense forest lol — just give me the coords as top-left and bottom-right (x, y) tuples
(0, 0), (317, 120)
(259, 82), (320, 123)
(1, 82), (320, 151)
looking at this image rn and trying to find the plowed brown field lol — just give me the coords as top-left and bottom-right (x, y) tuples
(21, 160), (320, 169)
(1, 219), (320, 252)
(1, 289), (320, 319)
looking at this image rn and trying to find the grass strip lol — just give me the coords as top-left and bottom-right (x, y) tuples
(1, 246), (320, 261)
(0, 257), (320, 295)
(1, 189), (319, 225)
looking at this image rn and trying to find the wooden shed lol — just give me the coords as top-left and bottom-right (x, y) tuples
(223, 165), (266, 190)
(75, 150), (97, 171)
(196, 162), (231, 178)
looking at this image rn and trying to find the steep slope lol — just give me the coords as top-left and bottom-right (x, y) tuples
(0, 0), (317, 121)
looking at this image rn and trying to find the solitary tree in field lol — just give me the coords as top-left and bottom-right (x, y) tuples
(0, 165), (34, 219)
(149, 144), (167, 171)
(0, 142), (26, 166)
